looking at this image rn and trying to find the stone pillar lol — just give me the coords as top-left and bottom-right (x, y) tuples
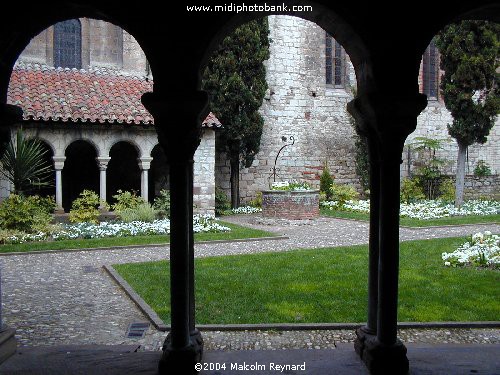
(96, 157), (111, 210)
(52, 156), (66, 213)
(348, 92), (427, 375)
(138, 157), (153, 202)
(142, 90), (207, 375)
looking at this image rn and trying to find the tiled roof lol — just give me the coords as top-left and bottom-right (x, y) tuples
(7, 62), (221, 128)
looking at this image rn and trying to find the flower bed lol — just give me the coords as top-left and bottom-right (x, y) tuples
(321, 199), (500, 220)
(230, 206), (262, 214)
(442, 231), (499, 268)
(2, 214), (230, 244)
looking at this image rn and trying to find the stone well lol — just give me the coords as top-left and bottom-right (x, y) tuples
(262, 190), (320, 220)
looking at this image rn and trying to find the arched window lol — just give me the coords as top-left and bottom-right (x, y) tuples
(422, 40), (439, 100)
(325, 33), (345, 88)
(53, 19), (82, 69)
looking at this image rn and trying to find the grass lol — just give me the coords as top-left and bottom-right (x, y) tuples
(320, 207), (500, 227)
(114, 237), (500, 324)
(0, 221), (275, 254)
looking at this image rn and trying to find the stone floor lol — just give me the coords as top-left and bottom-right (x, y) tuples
(0, 215), (498, 351)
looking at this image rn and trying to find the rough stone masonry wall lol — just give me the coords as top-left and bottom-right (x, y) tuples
(215, 16), (361, 204)
(193, 129), (216, 214)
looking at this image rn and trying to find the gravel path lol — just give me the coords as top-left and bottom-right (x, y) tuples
(1, 215), (498, 350)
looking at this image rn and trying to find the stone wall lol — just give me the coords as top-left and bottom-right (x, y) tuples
(464, 175), (500, 200)
(403, 102), (500, 178)
(18, 18), (148, 75)
(193, 129), (216, 214)
(215, 15), (361, 204)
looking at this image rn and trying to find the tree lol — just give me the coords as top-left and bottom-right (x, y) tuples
(202, 18), (270, 208)
(435, 20), (499, 206)
(0, 129), (53, 195)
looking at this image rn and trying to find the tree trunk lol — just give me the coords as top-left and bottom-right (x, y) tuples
(229, 156), (240, 209)
(455, 142), (467, 207)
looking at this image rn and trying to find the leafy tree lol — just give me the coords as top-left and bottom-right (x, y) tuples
(0, 129), (53, 195)
(435, 21), (499, 206)
(202, 18), (270, 208)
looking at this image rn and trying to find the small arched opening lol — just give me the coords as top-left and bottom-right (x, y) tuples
(107, 141), (141, 204)
(62, 140), (99, 211)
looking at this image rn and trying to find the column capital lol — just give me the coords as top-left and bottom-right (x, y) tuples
(141, 91), (209, 163)
(347, 92), (427, 139)
(52, 155), (66, 170)
(137, 156), (153, 170)
(348, 92), (427, 164)
(96, 156), (111, 171)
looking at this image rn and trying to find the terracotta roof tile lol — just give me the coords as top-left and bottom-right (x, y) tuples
(7, 62), (220, 128)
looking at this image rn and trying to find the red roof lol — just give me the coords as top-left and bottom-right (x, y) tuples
(7, 62), (221, 128)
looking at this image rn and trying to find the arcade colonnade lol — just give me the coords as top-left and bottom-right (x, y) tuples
(0, 1), (497, 374)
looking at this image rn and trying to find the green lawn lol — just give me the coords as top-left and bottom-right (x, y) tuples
(0, 221), (275, 254)
(114, 237), (500, 324)
(320, 207), (500, 227)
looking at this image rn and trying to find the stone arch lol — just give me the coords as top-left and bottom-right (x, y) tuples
(107, 140), (141, 203)
(106, 138), (142, 158)
(64, 136), (102, 158)
(62, 139), (99, 211)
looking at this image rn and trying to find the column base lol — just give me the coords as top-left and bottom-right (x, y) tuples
(158, 330), (204, 375)
(0, 326), (17, 364)
(354, 326), (376, 358)
(361, 337), (409, 375)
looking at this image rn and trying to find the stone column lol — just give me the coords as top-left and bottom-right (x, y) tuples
(96, 157), (111, 210)
(142, 90), (207, 375)
(348, 92), (427, 375)
(138, 157), (153, 202)
(53, 156), (66, 213)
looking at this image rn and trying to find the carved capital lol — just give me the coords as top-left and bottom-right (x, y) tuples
(137, 156), (153, 170)
(142, 91), (209, 163)
(348, 92), (427, 164)
(52, 156), (66, 170)
(95, 156), (111, 171)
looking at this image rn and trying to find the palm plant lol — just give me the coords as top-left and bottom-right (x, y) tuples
(0, 129), (53, 195)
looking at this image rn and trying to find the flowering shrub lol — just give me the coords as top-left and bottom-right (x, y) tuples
(321, 199), (500, 220)
(231, 206), (262, 214)
(329, 182), (359, 208)
(271, 181), (312, 191)
(442, 231), (499, 268)
(2, 214), (230, 244)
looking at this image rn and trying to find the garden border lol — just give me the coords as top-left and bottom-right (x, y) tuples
(104, 264), (500, 332)
(0, 235), (288, 256)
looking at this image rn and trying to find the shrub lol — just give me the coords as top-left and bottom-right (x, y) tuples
(215, 187), (231, 216)
(112, 190), (144, 212)
(0, 194), (53, 232)
(400, 177), (425, 203)
(438, 178), (455, 202)
(118, 202), (157, 223)
(474, 160), (491, 177)
(153, 189), (171, 218)
(69, 190), (102, 223)
(249, 191), (262, 208)
(320, 165), (334, 200)
(329, 182), (359, 207)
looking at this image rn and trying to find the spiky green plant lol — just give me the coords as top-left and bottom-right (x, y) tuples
(0, 129), (53, 195)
